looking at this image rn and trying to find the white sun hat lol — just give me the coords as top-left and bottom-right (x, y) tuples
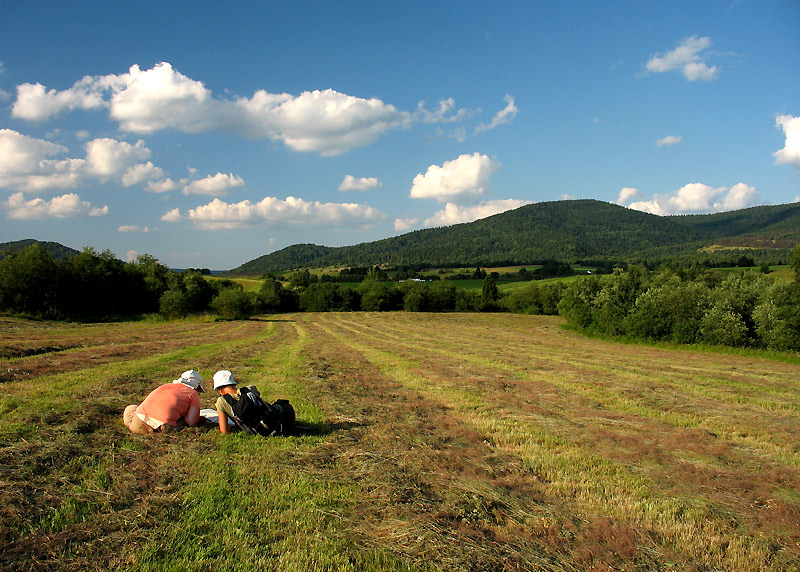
(173, 369), (205, 393)
(213, 369), (237, 390)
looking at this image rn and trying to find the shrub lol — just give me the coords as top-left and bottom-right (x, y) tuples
(700, 305), (748, 347)
(299, 283), (360, 312)
(558, 276), (602, 329)
(211, 288), (256, 320)
(752, 283), (800, 351)
(159, 290), (191, 318)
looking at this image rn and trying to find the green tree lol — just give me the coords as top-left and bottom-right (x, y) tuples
(210, 288), (256, 320)
(753, 282), (800, 351)
(357, 279), (398, 311)
(558, 276), (603, 329)
(299, 283), (360, 312)
(125, 253), (169, 312)
(63, 248), (129, 318)
(790, 244), (800, 279)
(0, 244), (60, 317)
(480, 275), (500, 310)
(159, 289), (191, 318)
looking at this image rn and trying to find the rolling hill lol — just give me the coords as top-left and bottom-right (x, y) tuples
(232, 199), (800, 274)
(0, 239), (80, 262)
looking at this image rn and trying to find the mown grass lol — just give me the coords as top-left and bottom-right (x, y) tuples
(1, 313), (798, 571)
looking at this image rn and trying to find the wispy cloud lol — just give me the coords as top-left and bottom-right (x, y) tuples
(656, 135), (682, 147)
(475, 95), (518, 134)
(645, 36), (719, 81)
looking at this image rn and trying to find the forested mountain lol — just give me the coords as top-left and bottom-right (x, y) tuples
(233, 200), (800, 273)
(0, 239), (79, 262)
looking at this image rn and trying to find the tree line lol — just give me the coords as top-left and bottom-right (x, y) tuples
(557, 249), (800, 352)
(2, 243), (798, 353)
(0, 244), (256, 321)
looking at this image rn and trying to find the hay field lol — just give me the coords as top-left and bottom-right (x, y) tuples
(1, 313), (798, 571)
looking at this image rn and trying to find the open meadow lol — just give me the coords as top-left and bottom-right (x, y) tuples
(1, 313), (798, 571)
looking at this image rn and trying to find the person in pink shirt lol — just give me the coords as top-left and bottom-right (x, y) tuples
(123, 370), (205, 434)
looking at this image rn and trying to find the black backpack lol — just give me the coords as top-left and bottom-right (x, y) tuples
(223, 387), (295, 436)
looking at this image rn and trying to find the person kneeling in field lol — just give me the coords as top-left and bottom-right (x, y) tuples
(123, 370), (205, 435)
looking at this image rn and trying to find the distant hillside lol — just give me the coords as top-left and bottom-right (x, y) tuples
(0, 239), (80, 262)
(232, 200), (800, 274)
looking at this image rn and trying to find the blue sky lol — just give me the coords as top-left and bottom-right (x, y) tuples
(1, 1), (798, 270)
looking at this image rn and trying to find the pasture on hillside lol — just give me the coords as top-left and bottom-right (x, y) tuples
(0, 313), (798, 571)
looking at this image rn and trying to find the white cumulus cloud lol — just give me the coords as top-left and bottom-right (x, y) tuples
(656, 135), (682, 147)
(645, 36), (719, 81)
(12, 62), (415, 156)
(339, 175), (381, 192)
(423, 199), (531, 227)
(475, 95), (518, 134)
(6, 191), (109, 219)
(182, 172), (245, 196)
(0, 129), (167, 192)
(185, 196), (385, 230)
(85, 137), (151, 178)
(122, 162), (164, 187)
(773, 115), (800, 169)
(616, 187), (642, 205)
(161, 207), (183, 222)
(394, 217), (419, 232)
(626, 182), (759, 215)
(410, 153), (500, 204)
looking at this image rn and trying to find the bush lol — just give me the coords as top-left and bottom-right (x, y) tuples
(159, 290), (191, 318)
(211, 288), (256, 320)
(753, 283), (800, 351)
(299, 283), (360, 312)
(625, 279), (711, 343)
(558, 276), (603, 329)
(700, 305), (748, 347)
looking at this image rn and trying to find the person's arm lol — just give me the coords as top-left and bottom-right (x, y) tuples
(184, 405), (201, 427)
(217, 406), (231, 433)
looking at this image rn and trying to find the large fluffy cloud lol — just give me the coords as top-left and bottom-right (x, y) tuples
(167, 196), (385, 230)
(773, 115), (800, 169)
(645, 36), (719, 81)
(423, 199), (532, 227)
(12, 62), (416, 156)
(620, 182), (759, 215)
(410, 153), (500, 204)
(6, 191), (109, 219)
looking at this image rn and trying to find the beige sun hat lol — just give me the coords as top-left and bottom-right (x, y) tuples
(173, 369), (205, 393)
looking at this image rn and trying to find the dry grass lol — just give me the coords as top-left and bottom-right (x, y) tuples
(1, 312), (798, 571)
